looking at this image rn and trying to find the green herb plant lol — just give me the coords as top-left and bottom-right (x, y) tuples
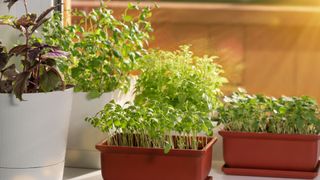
(86, 100), (213, 153)
(135, 45), (227, 114)
(0, 0), (68, 100)
(86, 46), (227, 153)
(218, 89), (320, 135)
(43, 2), (153, 98)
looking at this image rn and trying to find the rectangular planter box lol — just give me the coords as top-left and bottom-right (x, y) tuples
(219, 131), (319, 171)
(96, 136), (217, 180)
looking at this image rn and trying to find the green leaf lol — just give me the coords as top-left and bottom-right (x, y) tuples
(71, 68), (81, 78)
(128, 52), (136, 61)
(0, 15), (16, 26)
(163, 141), (171, 154)
(112, 49), (122, 59)
(39, 68), (60, 92)
(123, 15), (133, 22)
(114, 120), (121, 127)
(87, 90), (102, 99)
(128, 3), (139, 10)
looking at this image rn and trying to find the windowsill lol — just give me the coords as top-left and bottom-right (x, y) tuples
(63, 161), (314, 180)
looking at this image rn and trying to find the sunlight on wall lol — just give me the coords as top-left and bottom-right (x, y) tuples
(70, 1), (320, 101)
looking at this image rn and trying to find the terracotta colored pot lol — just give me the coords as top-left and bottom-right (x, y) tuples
(96, 136), (217, 180)
(219, 130), (320, 171)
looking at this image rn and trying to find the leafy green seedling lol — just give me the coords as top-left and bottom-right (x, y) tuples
(86, 99), (215, 153)
(217, 89), (320, 135)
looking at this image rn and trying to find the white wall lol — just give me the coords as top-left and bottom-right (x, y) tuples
(0, 0), (54, 47)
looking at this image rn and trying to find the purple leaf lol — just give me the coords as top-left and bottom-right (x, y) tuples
(0, 80), (13, 93)
(36, 5), (60, 23)
(3, 0), (18, 10)
(0, 46), (9, 70)
(2, 64), (18, 81)
(31, 17), (49, 33)
(44, 50), (69, 59)
(13, 71), (31, 101)
(15, 14), (37, 28)
(9, 45), (28, 56)
(32, 42), (57, 49)
(28, 48), (41, 60)
(31, 4), (61, 33)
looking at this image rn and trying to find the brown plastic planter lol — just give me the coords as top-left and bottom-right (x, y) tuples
(96, 136), (217, 180)
(219, 130), (320, 179)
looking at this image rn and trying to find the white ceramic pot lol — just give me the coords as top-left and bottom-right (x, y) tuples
(0, 88), (73, 180)
(65, 79), (136, 169)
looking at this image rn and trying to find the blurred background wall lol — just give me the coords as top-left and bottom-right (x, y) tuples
(70, 0), (320, 102)
(0, 0), (55, 47)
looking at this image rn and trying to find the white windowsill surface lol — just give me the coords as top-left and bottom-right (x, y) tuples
(63, 161), (319, 180)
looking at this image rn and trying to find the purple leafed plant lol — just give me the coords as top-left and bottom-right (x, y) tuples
(0, 0), (68, 100)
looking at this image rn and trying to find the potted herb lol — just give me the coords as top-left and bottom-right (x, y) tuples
(86, 47), (227, 179)
(217, 89), (320, 179)
(86, 100), (216, 180)
(0, 1), (72, 179)
(42, 2), (153, 168)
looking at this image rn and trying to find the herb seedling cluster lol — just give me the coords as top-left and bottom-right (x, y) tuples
(86, 100), (213, 153)
(135, 45), (227, 113)
(218, 89), (320, 134)
(86, 46), (227, 153)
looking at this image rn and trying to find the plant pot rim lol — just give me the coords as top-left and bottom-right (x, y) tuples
(219, 130), (320, 140)
(0, 87), (74, 96)
(73, 89), (119, 94)
(96, 136), (217, 157)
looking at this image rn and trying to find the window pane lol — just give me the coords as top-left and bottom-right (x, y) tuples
(111, 0), (320, 6)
